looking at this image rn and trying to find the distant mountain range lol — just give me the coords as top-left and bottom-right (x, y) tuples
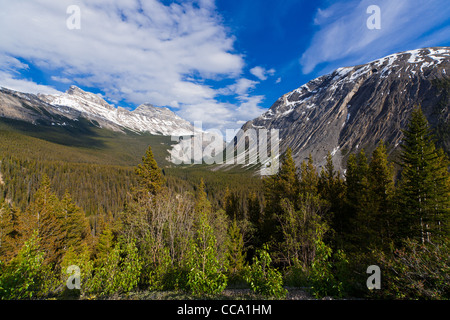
(1, 47), (449, 174)
(238, 47), (450, 173)
(0, 85), (194, 136)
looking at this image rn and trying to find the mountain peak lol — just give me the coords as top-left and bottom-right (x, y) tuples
(34, 86), (194, 136)
(240, 46), (450, 173)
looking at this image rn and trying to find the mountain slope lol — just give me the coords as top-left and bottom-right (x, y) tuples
(38, 86), (194, 135)
(0, 85), (194, 136)
(240, 47), (450, 172)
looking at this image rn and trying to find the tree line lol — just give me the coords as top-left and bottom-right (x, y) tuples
(0, 107), (448, 299)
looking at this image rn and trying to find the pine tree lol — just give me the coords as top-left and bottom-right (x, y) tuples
(344, 150), (370, 251)
(195, 178), (212, 215)
(318, 152), (346, 247)
(262, 148), (299, 244)
(0, 201), (21, 262)
(225, 219), (246, 275)
(367, 141), (395, 248)
(134, 146), (165, 197)
(60, 192), (91, 251)
(20, 175), (66, 267)
(398, 107), (450, 243)
(299, 154), (319, 198)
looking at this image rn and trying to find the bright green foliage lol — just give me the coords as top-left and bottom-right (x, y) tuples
(0, 231), (55, 299)
(398, 107), (450, 243)
(187, 210), (227, 296)
(147, 240), (173, 291)
(225, 219), (247, 276)
(244, 245), (286, 299)
(279, 194), (327, 269)
(60, 243), (94, 297)
(91, 238), (142, 296)
(309, 237), (347, 299)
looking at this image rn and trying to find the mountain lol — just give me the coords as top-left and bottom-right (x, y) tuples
(0, 85), (194, 136)
(238, 47), (450, 173)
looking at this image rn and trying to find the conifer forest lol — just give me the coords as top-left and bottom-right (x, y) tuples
(0, 107), (448, 300)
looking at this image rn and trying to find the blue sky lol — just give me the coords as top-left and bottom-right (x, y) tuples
(0, 0), (449, 131)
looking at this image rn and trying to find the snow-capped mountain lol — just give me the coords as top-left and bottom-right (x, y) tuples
(38, 86), (194, 136)
(0, 85), (194, 136)
(238, 47), (450, 172)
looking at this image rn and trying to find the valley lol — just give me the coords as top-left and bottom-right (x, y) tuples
(0, 47), (448, 302)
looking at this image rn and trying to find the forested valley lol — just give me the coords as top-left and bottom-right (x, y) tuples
(0, 107), (448, 300)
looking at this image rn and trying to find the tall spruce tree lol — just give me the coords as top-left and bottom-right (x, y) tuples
(318, 152), (346, 248)
(398, 107), (450, 243)
(367, 141), (395, 248)
(262, 148), (299, 244)
(299, 154), (319, 198)
(20, 175), (66, 267)
(344, 150), (371, 251)
(134, 146), (165, 196)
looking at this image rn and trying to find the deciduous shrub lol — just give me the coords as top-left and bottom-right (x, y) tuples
(245, 245), (286, 299)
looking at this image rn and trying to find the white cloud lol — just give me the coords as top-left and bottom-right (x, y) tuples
(250, 66), (276, 81)
(51, 76), (72, 84)
(219, 78), (259, 96)
(0, 0), (266, 130)
(0, 71), (61, 95)
(300, 0), (450, 74)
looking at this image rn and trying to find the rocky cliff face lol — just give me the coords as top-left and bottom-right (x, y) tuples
(239, 47), (450, 173)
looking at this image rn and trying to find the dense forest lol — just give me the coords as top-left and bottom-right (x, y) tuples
(0, 107), (448, 300)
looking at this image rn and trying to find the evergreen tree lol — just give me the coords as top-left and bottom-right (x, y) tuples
(318, 152), (346, 247)
(134, 146), (165, 196)
(225, 219), (246, 275)
(60, 192), (91, 252)
(0, 201), (21, 262)
(398, 107), (450, 243)
(20, 175), (66, 267)
(344, 150), (370, 251)
(195, 178), (212, 215)
(367, 141), (395, 248)
(262, 148), (299, 244)
(299, 154), (319, 198)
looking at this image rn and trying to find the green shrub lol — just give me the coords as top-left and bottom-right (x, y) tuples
(309, 238), (347, 298)
(60, 244), (94, 298)
(373, 239), (450, 299)
(0, 232), (56, 299)
(245, 245), (286, 299)
(186, 212), (228, 296)
(90, 238), (143, 296)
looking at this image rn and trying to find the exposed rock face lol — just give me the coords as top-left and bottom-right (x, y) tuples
(239, 47), (450, 173)
(0, 85), (194, 136)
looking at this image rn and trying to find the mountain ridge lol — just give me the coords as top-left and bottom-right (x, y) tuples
(0, 85), (194, 137)
(238, 46), (450, 173)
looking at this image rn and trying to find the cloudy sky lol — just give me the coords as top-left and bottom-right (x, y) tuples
(0, 0), (449, 131)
